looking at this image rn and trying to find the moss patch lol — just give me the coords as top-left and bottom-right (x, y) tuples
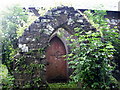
(48, 82), (77, 89)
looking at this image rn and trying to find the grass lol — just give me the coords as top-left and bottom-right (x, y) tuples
(48, 82), (77, 89)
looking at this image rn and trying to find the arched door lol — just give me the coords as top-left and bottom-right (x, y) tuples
(46, 36), (68, 82)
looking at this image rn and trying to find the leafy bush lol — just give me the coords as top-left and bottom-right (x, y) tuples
(66, 10), (119, 89)
(0, 64), (14, 89)
(0, 5), (47, 88)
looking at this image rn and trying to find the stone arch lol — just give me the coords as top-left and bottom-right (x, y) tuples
(18, 6), (95, 52)
(49, 28), (69, 54)
(15, 6), (96, 86)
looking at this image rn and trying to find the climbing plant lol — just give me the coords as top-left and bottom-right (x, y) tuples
(0, 64), (14, 89)
(66, 10), (119, 89)
(0, 5), (49, 89)
(13, 48), (46, 88)
(0, 4), (28, 63)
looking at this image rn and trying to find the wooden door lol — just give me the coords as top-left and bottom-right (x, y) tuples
(46, 36), (68, 82)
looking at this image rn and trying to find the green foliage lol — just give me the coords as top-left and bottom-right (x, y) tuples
(0, 64), (8, 83)
(1, 39), (16, 89)
(14, 49), (45, 88)
(66, 10), (119, 89)
(85, 10), (120, 85)
(48, 82), (77, 88)
(0, 64), (14, 89)
(0, 4), (28, 39)
(0, 5), (47, 88)
(2, 39), (17, 74)
(0, 5), (28, 71)
(0, 5), (41, 89)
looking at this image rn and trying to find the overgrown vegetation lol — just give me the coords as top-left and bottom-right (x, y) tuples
(48, 82), (77, 89)
(0, 5), (120, 89)
(0, 5), (45, 89)
(66, 10), (119, 89)
(0, 5), (28, 89)
(13, 49), (46, 88)
(0, 64), (14, 88)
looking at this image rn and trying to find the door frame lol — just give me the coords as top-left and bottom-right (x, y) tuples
(49, 29), (69, 55)
(46, 28), (69, 80)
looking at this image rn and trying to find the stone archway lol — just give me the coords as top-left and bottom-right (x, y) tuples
(16, 6), (95, 86)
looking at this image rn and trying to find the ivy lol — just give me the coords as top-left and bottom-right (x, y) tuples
(0, 5), (47, 89)
(66, 10), (119, 89)
(13, 49), (46, 88)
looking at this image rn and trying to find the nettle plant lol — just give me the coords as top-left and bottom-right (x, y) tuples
(67, 10), (119, 89)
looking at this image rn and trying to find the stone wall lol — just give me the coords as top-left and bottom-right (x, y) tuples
(18, 6), (95, 53)
(14, 6), (120, 87)
(14, 6), (95, 87)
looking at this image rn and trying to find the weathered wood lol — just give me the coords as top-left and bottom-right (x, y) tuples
(46, 36), (68, 82)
